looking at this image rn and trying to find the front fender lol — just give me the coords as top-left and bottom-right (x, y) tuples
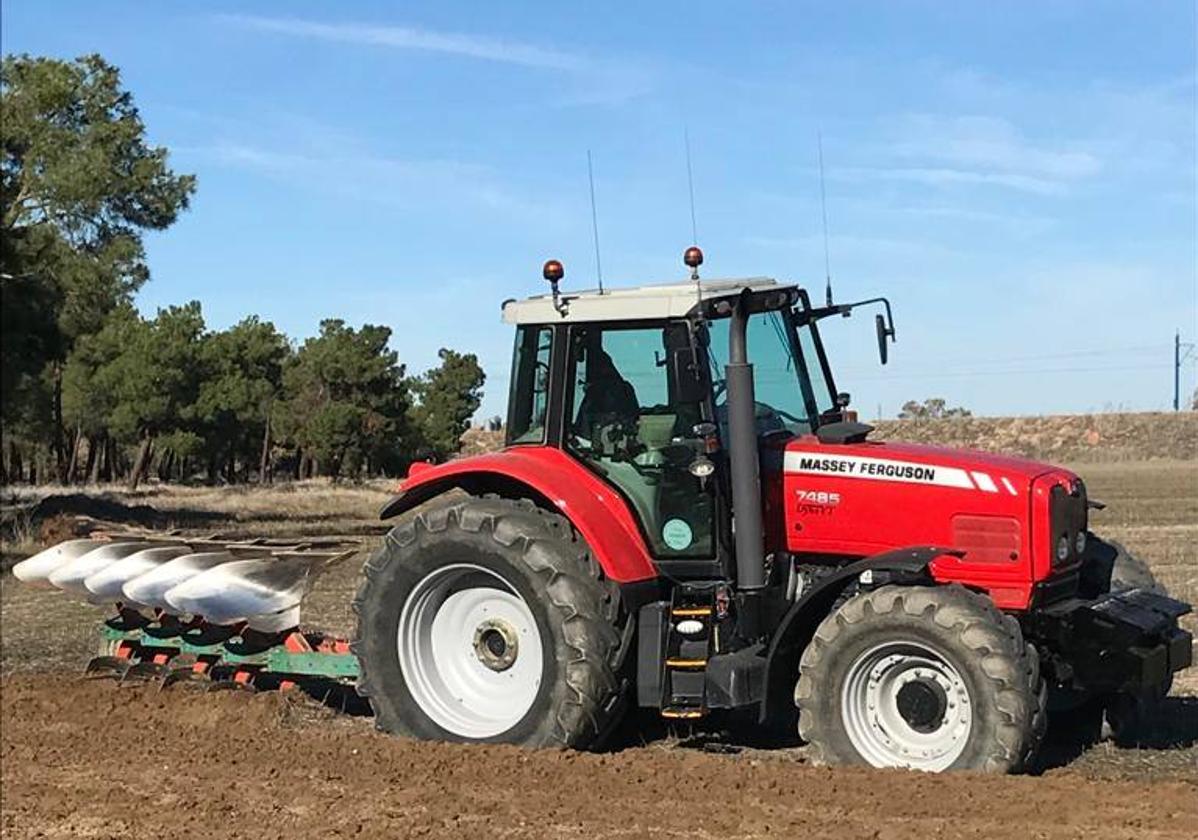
(381, 447), (659, 584)
(759, 545), (961, 722)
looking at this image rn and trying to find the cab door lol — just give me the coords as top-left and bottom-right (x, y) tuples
(563, 320), (718, 571)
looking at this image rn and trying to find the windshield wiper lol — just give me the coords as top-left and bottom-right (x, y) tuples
(766, 311), (797, 372)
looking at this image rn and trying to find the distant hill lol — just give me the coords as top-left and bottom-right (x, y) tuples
(871, 412), (1196, 462)
(461, 412), (1196, 463)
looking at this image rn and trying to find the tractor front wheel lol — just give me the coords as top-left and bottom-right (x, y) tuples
(795, 584), (1041, 773)
(352, 495), (628, 748)
(1107, 539), (1165, 594)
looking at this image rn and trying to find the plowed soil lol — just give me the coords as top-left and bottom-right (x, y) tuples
(1, 676), (1195, 840)
(2, 459), (1196, 839)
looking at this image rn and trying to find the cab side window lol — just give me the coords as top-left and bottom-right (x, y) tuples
(507, 326), (553, 444)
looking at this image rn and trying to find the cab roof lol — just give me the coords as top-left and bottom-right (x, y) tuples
(501, 276), (795, 324)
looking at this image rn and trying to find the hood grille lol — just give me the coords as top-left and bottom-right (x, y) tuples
(1049, 478), (1088, 568)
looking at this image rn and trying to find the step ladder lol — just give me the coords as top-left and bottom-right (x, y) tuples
(660, 588), (717, 720)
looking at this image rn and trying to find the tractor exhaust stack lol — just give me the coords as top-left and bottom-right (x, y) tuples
(724, 290), (767, 633)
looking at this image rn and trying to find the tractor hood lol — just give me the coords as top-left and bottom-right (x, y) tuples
(781, 435), (1064, 497)
(773, 435), (1083, 609)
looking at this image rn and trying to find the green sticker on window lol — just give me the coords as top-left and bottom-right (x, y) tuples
(661, 518), (693, 551)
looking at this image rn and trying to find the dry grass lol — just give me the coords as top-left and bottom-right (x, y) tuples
(0, 506), (39, 557)
(1067, 459), (1198, 694)
(2, 478), (394, 546)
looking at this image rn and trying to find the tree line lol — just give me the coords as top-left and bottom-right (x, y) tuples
(2, 54), (483, 488)
(898, 398), (973, 420)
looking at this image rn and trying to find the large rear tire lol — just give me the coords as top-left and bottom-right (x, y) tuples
(352, 495), (628, 748)
(795, 584), (1040, 773)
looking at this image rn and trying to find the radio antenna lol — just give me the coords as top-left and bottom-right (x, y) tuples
(586, 150), (605, 294)
(818, 129), (833, 306)
(683, 127), (704, 315)
(685, 126), (699, 246)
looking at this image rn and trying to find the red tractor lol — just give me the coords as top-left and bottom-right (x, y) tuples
(15, 250), (1192, 772)
(351, 251), (1191, 772)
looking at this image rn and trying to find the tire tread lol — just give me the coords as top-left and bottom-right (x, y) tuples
(351, 495), (628, 748)
(795, 584), (1042, 773)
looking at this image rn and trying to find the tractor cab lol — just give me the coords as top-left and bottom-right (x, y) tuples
(506, 275), (846, 442)
(502, 261), (891, 582)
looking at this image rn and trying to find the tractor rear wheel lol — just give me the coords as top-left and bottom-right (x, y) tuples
(795, 584), (1040, 773)
(352, 495), (628, 748)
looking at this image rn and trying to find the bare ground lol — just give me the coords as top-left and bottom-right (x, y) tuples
(1, 460), (1196, 838)
(2, 675), (1197, 840)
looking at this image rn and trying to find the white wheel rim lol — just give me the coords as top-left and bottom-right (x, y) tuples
(398, 563), (543, 739)
(841, 640), (972, 771)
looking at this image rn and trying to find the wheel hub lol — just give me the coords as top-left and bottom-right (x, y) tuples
(841, 642), (973, 771)
(473, 618), (519, 671)
(895, 678), (948, 733)
(397, 563), (544, 739)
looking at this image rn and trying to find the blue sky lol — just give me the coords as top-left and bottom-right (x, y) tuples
(5, 1), (1196, 420)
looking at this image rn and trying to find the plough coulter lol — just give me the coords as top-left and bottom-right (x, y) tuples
(14, 534), (362, 692)
(10, 249), (1193, 772)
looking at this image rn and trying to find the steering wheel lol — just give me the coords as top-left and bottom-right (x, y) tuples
(770, 405), (807, 426)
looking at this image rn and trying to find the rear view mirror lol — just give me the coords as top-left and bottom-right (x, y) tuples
(875, 314), (890, 365)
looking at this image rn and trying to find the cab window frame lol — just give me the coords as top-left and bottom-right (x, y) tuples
(504, 324), (555, 447)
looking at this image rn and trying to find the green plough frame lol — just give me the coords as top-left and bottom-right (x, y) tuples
(101, 624), (360, 680)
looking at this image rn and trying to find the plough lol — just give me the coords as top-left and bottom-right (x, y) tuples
(13, 533), (362, 693)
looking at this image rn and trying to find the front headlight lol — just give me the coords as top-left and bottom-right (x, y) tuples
(1056, 535), (1070, 563)
(1075, 531), (1087, 555)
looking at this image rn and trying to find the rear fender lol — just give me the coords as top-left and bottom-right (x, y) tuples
(758, 545), (961, 722)
(380, 447), (659, 584)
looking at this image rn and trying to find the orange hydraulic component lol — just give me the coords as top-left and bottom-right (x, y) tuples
(283, 631), (313, 653)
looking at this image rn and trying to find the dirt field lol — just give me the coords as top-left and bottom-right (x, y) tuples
(1, 458), (1196, 839)
(2, 676), (1196, 840)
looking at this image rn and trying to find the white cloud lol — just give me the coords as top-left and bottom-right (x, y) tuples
(219, 14), (583, 71)
(216, 14), (653, 106)
(883, 203), (1055, 234)
(930, 67), (1193, 187)
(834, 164), (1067, 196)
(743, 232), (966, 265)
(185, 141), (555, 222)
(848, 114), (1105, 196)
(894, 115), (1101, 180)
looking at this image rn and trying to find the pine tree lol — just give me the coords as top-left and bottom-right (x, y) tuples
(410, 349), (486, 461)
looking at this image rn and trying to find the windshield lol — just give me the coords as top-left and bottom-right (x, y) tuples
(795, 319), (836, 416)
(707, 308), (834, 436)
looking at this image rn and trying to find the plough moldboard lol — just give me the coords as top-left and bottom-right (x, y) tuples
(13, 532), (364, 693)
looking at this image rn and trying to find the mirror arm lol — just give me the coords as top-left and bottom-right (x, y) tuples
(805, 296), (896, 338)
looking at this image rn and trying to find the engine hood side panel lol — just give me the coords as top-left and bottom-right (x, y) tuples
(778, 436), (1080, 609)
